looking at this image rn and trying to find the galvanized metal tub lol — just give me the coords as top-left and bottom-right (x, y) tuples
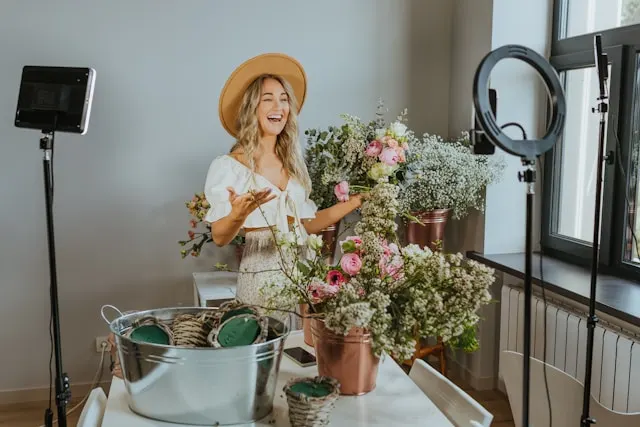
(103, 306), (290, 425)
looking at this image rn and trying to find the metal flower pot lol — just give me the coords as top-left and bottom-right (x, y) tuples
(103, 306), (289, 425)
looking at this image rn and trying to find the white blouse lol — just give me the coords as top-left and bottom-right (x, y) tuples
(203, 155), (318, 239)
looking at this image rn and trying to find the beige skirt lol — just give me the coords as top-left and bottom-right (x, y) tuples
(236, 229), (301, 330)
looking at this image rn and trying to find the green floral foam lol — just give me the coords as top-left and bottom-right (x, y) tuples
(220, 307), (256, 323)
(129, 325), (170, 345)
(289, 381), (333, 398)
(218, 317), (260, 347)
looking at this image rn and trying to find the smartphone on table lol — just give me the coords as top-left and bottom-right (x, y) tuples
(283, 346), (316, 367)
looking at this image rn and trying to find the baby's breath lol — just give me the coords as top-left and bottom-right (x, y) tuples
(399, 132), (506, 220)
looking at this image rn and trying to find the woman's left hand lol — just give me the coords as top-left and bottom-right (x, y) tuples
(350, 193), (366, 208)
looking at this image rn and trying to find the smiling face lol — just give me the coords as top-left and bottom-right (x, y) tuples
(256, 77), (290, 137)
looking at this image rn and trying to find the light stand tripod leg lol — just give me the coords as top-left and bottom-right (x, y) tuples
(41, 132), (70, 427)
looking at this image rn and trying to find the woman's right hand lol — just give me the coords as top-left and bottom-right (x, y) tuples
(227, 187), (277, 220)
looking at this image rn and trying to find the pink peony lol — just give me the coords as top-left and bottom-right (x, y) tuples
(365, 140), (383, 157)
(379, 147), (399, 166)
(334, 181), (350, 202)
(397, 149), (406, 163)
(326, 270), (346, 287)
(308, 279), (339, 304)
(340, 253), (363, 276)
(385, 257), (404, 280)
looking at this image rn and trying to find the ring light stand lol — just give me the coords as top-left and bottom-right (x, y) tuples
(472, 44), (566, 427)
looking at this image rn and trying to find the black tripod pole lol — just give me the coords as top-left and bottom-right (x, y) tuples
(41, 130), (70, 427)
(580, 92), (607, 427)
(519, 159), (536, 427)
(581, 34), (609, 427)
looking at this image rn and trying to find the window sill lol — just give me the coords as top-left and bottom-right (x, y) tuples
(467, 251), (640, 328)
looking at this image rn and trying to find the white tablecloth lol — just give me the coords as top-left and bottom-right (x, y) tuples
(101, 331), (454, 426)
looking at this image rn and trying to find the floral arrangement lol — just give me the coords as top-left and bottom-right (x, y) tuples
(398, 132), (506, 220)
(178, 192), (244, 258)
(261, 110), (496, 361)
(304, 103), (415, 210)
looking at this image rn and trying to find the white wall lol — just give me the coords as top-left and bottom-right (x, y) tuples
(0, 0), (453, 395)
(445, 0), (554, 389)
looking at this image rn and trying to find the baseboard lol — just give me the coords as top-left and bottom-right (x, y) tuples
(448, 357), (496, 391)
(0, 379), (111, 406)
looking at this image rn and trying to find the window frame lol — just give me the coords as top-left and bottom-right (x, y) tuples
(543, 0), (640, 279)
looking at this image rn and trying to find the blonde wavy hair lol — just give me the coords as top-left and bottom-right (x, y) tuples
(230, 74), (312, 195)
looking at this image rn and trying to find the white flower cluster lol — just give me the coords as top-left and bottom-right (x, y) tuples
(400, 247), (495, 351)
(324, 282), (375, 332)
(399, 132), (506, 220)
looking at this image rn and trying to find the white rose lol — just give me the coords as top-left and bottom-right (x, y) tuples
(390, 121), (408, 138)
(307, 234), (323, 251)
(375, 128), (387, 139)
(276, 231), (297, 247)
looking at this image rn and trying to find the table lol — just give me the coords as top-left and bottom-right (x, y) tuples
(192, 271), (237, 307)
(101, 332), (454, 426)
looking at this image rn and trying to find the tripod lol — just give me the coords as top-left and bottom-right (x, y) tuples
(40, 127), (71, 427)
(472, 44), (567, 427)
(580, 34), (609, 427)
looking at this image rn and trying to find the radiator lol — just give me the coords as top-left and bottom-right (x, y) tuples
(499, 284), (640, 413)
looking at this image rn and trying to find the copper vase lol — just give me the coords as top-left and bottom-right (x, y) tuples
(321, 223), (339, 263)
(299, 303), (314, 346)
(310, 318), (380, 395)
(406, 209), (451, 251)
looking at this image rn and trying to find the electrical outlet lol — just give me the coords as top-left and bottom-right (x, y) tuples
(95, 336), (111, 353)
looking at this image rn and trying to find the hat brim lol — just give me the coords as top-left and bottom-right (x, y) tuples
(218, 53), (307, 138)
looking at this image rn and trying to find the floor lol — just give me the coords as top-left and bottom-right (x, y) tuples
(0, 398), (84, 427)
(0, 374), (515, 427)
(449, 374), (515, 426)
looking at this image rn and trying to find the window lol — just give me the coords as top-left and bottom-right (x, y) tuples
(543, 1), (640, 278)
(559, 0), (640, 39)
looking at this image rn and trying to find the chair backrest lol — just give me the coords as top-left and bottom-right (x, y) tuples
(409, 358), (493, 427)
(501, 350), (582, 427)
(77, 387), (107, 427)
(501, 350), (640, 427)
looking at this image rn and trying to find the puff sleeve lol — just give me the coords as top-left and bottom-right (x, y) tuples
(298, 196), (318, 219)
(202, 156), (240, 223)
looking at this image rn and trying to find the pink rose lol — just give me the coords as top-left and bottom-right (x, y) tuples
(189, 219), (197, 228)
(341, 253), (362, 276)
(326, 270), (346, 287)
(188, 230), (195, 239)
(365, 140), (383, 157)
(386, 138), (399, 149)
(402, 142), (409, 150)
(334, 181), (350, 202)
(340, 235), (363, 253)
(379, 147), (399, 166)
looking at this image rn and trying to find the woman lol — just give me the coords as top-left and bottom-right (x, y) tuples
(204, 53), (361, 324)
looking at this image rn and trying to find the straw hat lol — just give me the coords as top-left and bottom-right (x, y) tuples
(218, 52), (308, 138)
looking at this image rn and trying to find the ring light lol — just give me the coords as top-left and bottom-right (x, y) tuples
(473, 45), (567, 161)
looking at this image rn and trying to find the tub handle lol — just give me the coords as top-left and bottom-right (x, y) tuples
(101, 304), (124, 325)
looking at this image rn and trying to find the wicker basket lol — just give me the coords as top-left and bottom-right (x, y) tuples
(283, 376), (340, 427)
